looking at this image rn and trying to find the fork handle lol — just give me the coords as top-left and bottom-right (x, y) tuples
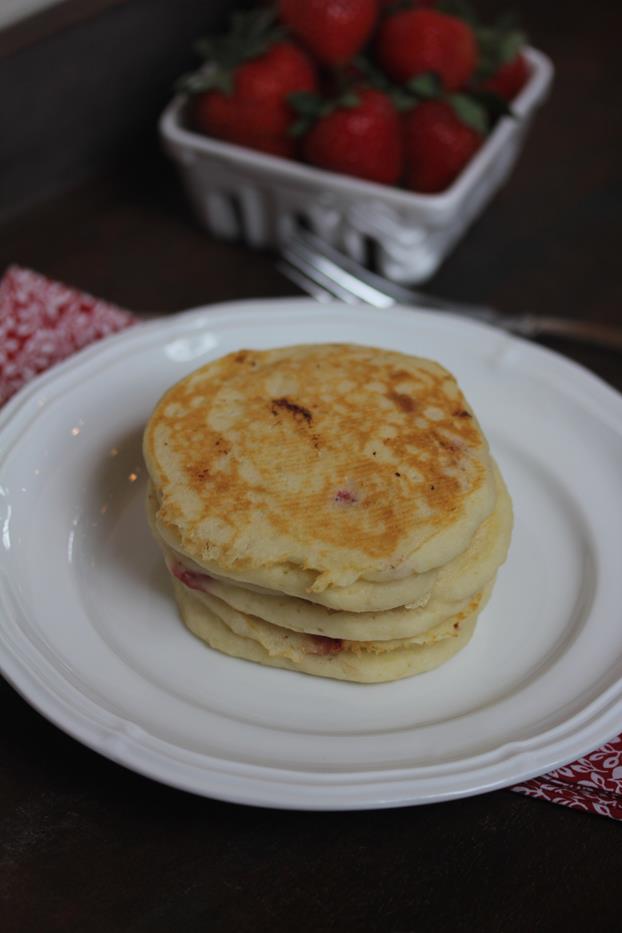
(509, 315), (622, 351)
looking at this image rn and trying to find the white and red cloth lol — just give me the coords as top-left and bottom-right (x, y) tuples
(512, 742), (622, 819)
(0, 265), (134, 405)
(1, 264), (621, 820)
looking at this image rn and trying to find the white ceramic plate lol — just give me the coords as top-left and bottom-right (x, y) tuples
(1, 299), (622, 810)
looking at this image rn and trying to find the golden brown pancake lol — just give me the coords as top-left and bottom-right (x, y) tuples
(144, 344), (496, 589)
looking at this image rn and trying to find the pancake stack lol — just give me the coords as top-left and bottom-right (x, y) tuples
(143, 344), (512, 683)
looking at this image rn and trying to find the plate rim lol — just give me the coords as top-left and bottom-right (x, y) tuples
(2, 297), (622, 810)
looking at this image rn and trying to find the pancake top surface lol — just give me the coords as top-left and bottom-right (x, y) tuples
(143, 344), (493, 585)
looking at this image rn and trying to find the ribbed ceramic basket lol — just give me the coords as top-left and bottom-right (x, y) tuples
(160, 48), (553, 284)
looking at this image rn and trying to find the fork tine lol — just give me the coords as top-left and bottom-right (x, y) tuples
(284, 235), (395, 308)
(279, 245), (363, 305)
(275, 261), (335, 303)
(289, 227), (415, 304)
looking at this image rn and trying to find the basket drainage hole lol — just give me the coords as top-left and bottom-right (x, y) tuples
(360, 235), (382, 273)
(291, 212), (311, 233)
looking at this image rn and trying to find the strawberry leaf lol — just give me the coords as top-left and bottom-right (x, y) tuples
(469, 89), (514, 121)
(407, 72), (443, 100)
(447, 94), (489, 134)
(289, 118), (311, 139)
(288, 92), (335, 137)
(176, 68), (233, 95)
(352, 55), (392, 91)
(350, 56), (416, 111)
(288, 88), (363, 136)
(476, 26), (526, 78)
(182, 7), (285, 97)
(288, 91), (325, 115)
(391, 88), (417, 112)
(498, 30), (526, 65)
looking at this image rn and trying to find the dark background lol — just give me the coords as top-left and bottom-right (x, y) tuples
(2, 1), (622, 930)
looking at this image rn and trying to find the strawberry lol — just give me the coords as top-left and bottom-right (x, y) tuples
(482, 52), (529, 100)
(192, 42), (317, 158)
(296, 88), (403, 184)
(476, 21), (528, 100)
(375, 8), (477, 91)
(402, 100), (483, 193)
(184, 10), (318, 158)
(279, 0), (379, 67)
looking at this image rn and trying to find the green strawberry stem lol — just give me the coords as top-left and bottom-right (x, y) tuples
(288, 89), (361, 137)
(447, 93), (489, 134)
(178, 7), (286, 97)
(476, 26), (527, 79)
(406, 72), (444, 99)
(434, 0), (527, 80)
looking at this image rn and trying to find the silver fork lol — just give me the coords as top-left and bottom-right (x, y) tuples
(277, 228), (622, 351)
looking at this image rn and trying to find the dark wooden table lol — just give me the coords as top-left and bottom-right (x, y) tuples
(2, 2), (622, 930)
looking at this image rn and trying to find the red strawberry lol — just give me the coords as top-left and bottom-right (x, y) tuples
(403, 100), (483, 193)
(300, 89), (403, 184)
(279, 0), (379, 67)
(482, 53), (529, 100)
(375, 9), (477, 91)
(192, 41), (317, 158)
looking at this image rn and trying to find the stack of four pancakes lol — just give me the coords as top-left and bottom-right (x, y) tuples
(144, 344), (512, 683)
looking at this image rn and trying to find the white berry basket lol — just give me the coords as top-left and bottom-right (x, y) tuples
(159, 47), (553, 284)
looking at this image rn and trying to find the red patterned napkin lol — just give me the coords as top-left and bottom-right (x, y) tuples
(512, 740), (622, 819)
(0, 265), (134, 405)
(1, 264), (621, 820)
